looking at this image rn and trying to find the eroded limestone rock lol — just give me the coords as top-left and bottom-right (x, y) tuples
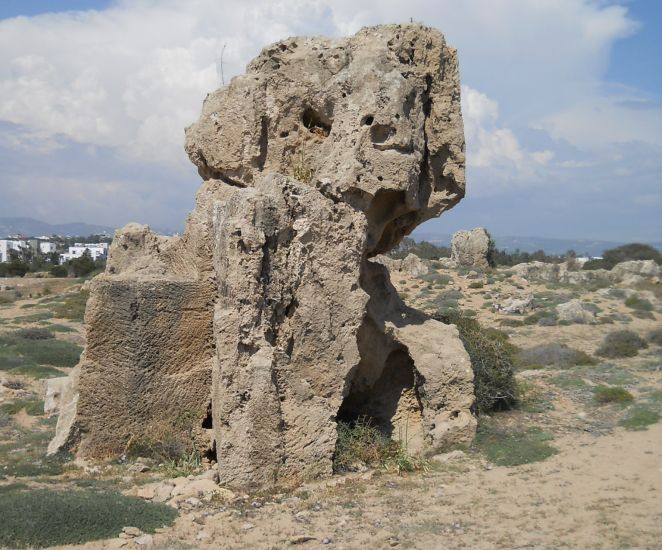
(51, 24), (474, 488)
(451, 228), (491, 269)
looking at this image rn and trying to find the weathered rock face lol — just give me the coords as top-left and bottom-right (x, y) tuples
(51, 24), (474, 488)
(451, 228), (491, 268)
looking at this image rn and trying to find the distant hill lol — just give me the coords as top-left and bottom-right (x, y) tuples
(412, 231), (662, 257)
(0, 217), (116, 238)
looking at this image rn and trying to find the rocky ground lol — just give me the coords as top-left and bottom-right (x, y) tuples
(1, 262), (661, 549)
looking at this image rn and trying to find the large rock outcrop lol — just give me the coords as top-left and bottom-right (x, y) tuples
(451, 228), (491, 269)
(50, 24), (474, 488)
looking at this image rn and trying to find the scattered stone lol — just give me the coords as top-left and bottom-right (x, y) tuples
(128, 463), (151, 473)
(499, 294), (534, 314)
(134, 534), (154, 546)
(556, 300), (596, 324)
(122, 527), (143, 537)
(241, 523), (255, 531)
(290, 535), (316, 545)
(431, 450), (466, 463)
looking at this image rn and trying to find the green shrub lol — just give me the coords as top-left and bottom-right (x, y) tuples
(593, 385), (634, 404)
(14, 327), (54, 340)
(18, 311), (53, 323)
(624, 296), (653, 311)
(517, 343), (597, 369)
(648, 329), (662, 346)
(468, 281), (484, 289)
(49, 265), (68, 278)
(473, 421), (556, 466)
(618, 405), (660, 431)
(333, 417), (426, 474)
(435, 312), (517, 413)
(0, 487), (177, 548)
(8, 364), (65, 379)
(523, 310), (557, 326)
(46, 323), (76, 333)
(596, 330), (648, 358)
(419, 273), (451, 286)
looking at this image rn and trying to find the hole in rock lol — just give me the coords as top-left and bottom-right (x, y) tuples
(370, 123), (393, 144)
(201, 402), (213, 429)
(301, 108), (331, 137)
(336, 348), (423, 440)
(203, 440), (217, 463)
(363, 115), (374, 126)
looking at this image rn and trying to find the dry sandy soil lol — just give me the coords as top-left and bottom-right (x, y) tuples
(1, 267), (661, 549)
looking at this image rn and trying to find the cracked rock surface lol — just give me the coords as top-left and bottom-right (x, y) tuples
(51, 24), (475, 488)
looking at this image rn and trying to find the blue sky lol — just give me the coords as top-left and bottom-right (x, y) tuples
(0, 0), (660, 242)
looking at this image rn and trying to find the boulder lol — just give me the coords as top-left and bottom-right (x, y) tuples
(499, 294), (534, 314)
(50, 24), (475, 488)
(556, 300), (596, 324)
(450, 228), (491, 269)
(43, 377), (72, 417)
(374, 253), (429, 278)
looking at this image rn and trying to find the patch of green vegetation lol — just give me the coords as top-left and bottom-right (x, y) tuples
(333, 417), (427, 474)
(473, 421), (557, 466)
(419, 273), (451, 286)
(618, 405), (660, 431)
(462, 309), (477, 317)
(17, 311), (54, 323)
(549, 373), (589, 391)
(0, 398), (44, 416)
(9, 364), (65, 379)
(44, 291), (89, 322)
(631, 310), (655, 320)
(435, 312), (517, 413)
(596, 330), (648, 358)
(13, 339), (81, 368)
(14, 327), (54, 340)
(19, 303), (36, 309)
(593, 385), (634, 405)
(516, 380), (553, 413)
(523, 309), (558, 326)
(0, 487), (177, 548)
(45, 323), (76, 333)
(468, 281), (484, 289)
(517, 343), (597, 369)
(500, 318), (524, 327)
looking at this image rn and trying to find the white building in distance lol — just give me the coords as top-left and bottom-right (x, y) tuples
(39, 241), (57, 255)
(60, 243), (109, 263)
(0, 239), (27, 263)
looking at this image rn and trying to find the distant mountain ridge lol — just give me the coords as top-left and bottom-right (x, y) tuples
(412, 230), (662, 257)
(0, 217), (116, 238)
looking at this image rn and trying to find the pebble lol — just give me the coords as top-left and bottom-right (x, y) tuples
(134, 534), (154, 546)
(122, 527), (143, 537)
(241, 522), (255, 531)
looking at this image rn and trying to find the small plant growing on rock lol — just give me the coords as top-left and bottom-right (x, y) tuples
(596, 330), (648, 358)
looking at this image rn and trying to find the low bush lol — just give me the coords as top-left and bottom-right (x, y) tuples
(624, 296), (653, 312)
(49, 265), (68, 278)
(0, 398), (44, 416)
(523, 310), (557, 326)
(333, 417), (426, 474)
(473, 421), (556, 466)
(468, 281), (484, 289)
(593, 385), (634, 404)
(517, 343), (597, 369)
(435, 311), (517, 413)
(618, 405), (660, 431)
(0, 487), (177, 548)
(14, 327), (54, 340)
(648, 329), (662, 346)
(596, 330), (648, 358)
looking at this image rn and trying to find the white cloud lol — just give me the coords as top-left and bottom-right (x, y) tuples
(0, 0), (658, 239)
(461, 85), (554, 179)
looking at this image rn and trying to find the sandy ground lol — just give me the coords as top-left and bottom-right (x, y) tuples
(2, 266), (661, 549)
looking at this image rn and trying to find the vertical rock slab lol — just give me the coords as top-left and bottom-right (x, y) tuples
(51, 24), (476, 488)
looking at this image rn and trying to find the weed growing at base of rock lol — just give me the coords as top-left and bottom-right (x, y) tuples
(596, 330), (648, 358)
(593, 385), (634, 405)
(333, 417), (427, 474)
(435, 311), (517, 413)
(0, 487), (177, 549)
